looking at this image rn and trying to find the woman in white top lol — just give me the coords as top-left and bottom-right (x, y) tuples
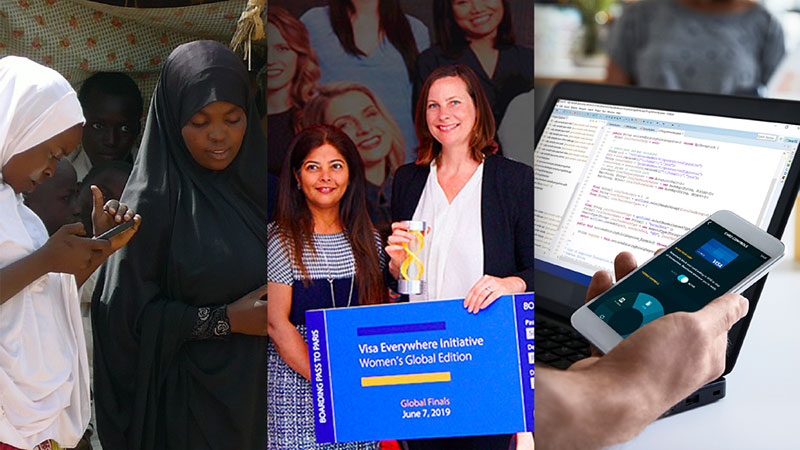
(0, 56), (139, 450)
(386, 63), (533, 450)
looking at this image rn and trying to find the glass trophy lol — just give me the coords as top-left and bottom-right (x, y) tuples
(397, 220), (426, 295)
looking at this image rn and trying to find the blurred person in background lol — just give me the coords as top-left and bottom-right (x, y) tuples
(605, 0), (785, 96)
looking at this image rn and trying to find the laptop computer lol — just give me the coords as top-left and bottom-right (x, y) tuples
(533, 82), (800, 416)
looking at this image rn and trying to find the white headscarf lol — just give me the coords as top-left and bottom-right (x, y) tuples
(0, 56), (85, 258)
(0, 56), (89, 449)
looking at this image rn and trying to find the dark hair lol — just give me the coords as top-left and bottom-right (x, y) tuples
(78, 72), (144, 118)
(273, 125), (386, 305)
(414, 64), (495, 165)
(329, 0), (419, 80)
(433, 0), (515, 58)
(266, 6), (321, 130)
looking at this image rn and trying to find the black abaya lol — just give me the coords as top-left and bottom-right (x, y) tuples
(92, 41), (267, 450)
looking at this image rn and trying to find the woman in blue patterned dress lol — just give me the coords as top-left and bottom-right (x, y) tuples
(267, 125), (386, 449)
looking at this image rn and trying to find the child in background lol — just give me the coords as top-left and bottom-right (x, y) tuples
(70, 72), (143, 180)
(23, 158), (81, 236)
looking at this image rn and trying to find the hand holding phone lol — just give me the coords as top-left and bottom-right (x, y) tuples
(89, 185), (141, 253)
(94, 219), (135, 240)
(572, 210), (784, 353)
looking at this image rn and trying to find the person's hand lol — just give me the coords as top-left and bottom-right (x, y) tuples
(573, 251), (642, 360)
(463, 274), (526, 313)
(572, 252), (748, 376)
(385, 221), (419, 280)
(561, 251), (748, 447)
(90, 185), (141, 251)
(39, 222), (111, 275)
(228, 284), (267, 336)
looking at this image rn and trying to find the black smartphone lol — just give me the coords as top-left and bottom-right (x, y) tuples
(94, 220), (135, 240)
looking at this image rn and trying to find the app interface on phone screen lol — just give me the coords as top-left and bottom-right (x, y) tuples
(589, 220), (769, 337)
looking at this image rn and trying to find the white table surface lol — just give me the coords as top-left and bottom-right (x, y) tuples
(616, 206), (800, 450)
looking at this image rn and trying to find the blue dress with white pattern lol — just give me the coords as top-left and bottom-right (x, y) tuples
(267, 223), (381, 450)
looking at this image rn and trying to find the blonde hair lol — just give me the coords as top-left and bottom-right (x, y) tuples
(302, 82), (405, 175)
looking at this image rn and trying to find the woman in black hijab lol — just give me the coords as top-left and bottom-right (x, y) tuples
(91, 41), (267, 450)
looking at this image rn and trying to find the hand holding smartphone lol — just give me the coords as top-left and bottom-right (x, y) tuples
(94, 219), (135, 240)
(571, 210), (784, 354)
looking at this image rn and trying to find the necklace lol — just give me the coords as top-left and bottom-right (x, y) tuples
(316, 234), (354, 308)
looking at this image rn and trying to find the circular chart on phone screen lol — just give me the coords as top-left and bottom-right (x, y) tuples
(594, 292), (665, 337)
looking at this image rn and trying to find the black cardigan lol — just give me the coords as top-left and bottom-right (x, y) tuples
(391, 154), (534, 291)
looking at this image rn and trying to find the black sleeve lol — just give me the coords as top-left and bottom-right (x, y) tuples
(512, 163), (535, 290)
(191, 305), (232, 339)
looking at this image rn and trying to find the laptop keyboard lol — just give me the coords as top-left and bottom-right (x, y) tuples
(535, 316), (593, 370)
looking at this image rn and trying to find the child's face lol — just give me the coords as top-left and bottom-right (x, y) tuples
(23, 159), (80, 235)
(2, 124), (82, 194)
(82, 92), (141, 166)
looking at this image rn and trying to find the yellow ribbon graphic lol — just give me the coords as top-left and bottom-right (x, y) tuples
(400, 230), (425, 281)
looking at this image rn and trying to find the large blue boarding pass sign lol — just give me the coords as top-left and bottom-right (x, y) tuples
(305, 293), (535, 443)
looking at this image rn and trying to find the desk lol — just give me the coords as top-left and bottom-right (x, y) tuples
(615, 208), (800, 450)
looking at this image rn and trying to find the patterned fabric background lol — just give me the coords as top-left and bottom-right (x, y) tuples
(0, 0), (248, 108)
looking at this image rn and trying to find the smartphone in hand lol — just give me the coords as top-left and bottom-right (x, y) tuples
(94, 220), (135, 241)
(571, 210), (784, 354)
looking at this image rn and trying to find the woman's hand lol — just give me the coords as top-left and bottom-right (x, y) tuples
(91, 185), (141, 249)
(463, 274), (526, 314)
(385, 221), (426, 280)
(268, 281), (311, 380)
(228, 284), (267, 336)
(0, 222), (110, 304)
(386, 221), (412, 279)
(39, 222), (111, 275)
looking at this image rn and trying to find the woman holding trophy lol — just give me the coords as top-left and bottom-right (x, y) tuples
(386, 63), (533, 450)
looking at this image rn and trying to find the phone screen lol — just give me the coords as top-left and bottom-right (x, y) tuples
(588, 219), (770, 337)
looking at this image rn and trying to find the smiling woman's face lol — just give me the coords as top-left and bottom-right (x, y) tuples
(181, 101), (246, 171)
(425, 76), (476, 150)
(296, 143), (349, 213)
(325, 91), (392, 167)
(266, 23), (298, 93)
(2, 124), (82, 194)
(452, 0), (504, 41)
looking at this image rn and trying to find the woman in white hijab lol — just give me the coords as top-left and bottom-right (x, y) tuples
(0, 56), (140, 450)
